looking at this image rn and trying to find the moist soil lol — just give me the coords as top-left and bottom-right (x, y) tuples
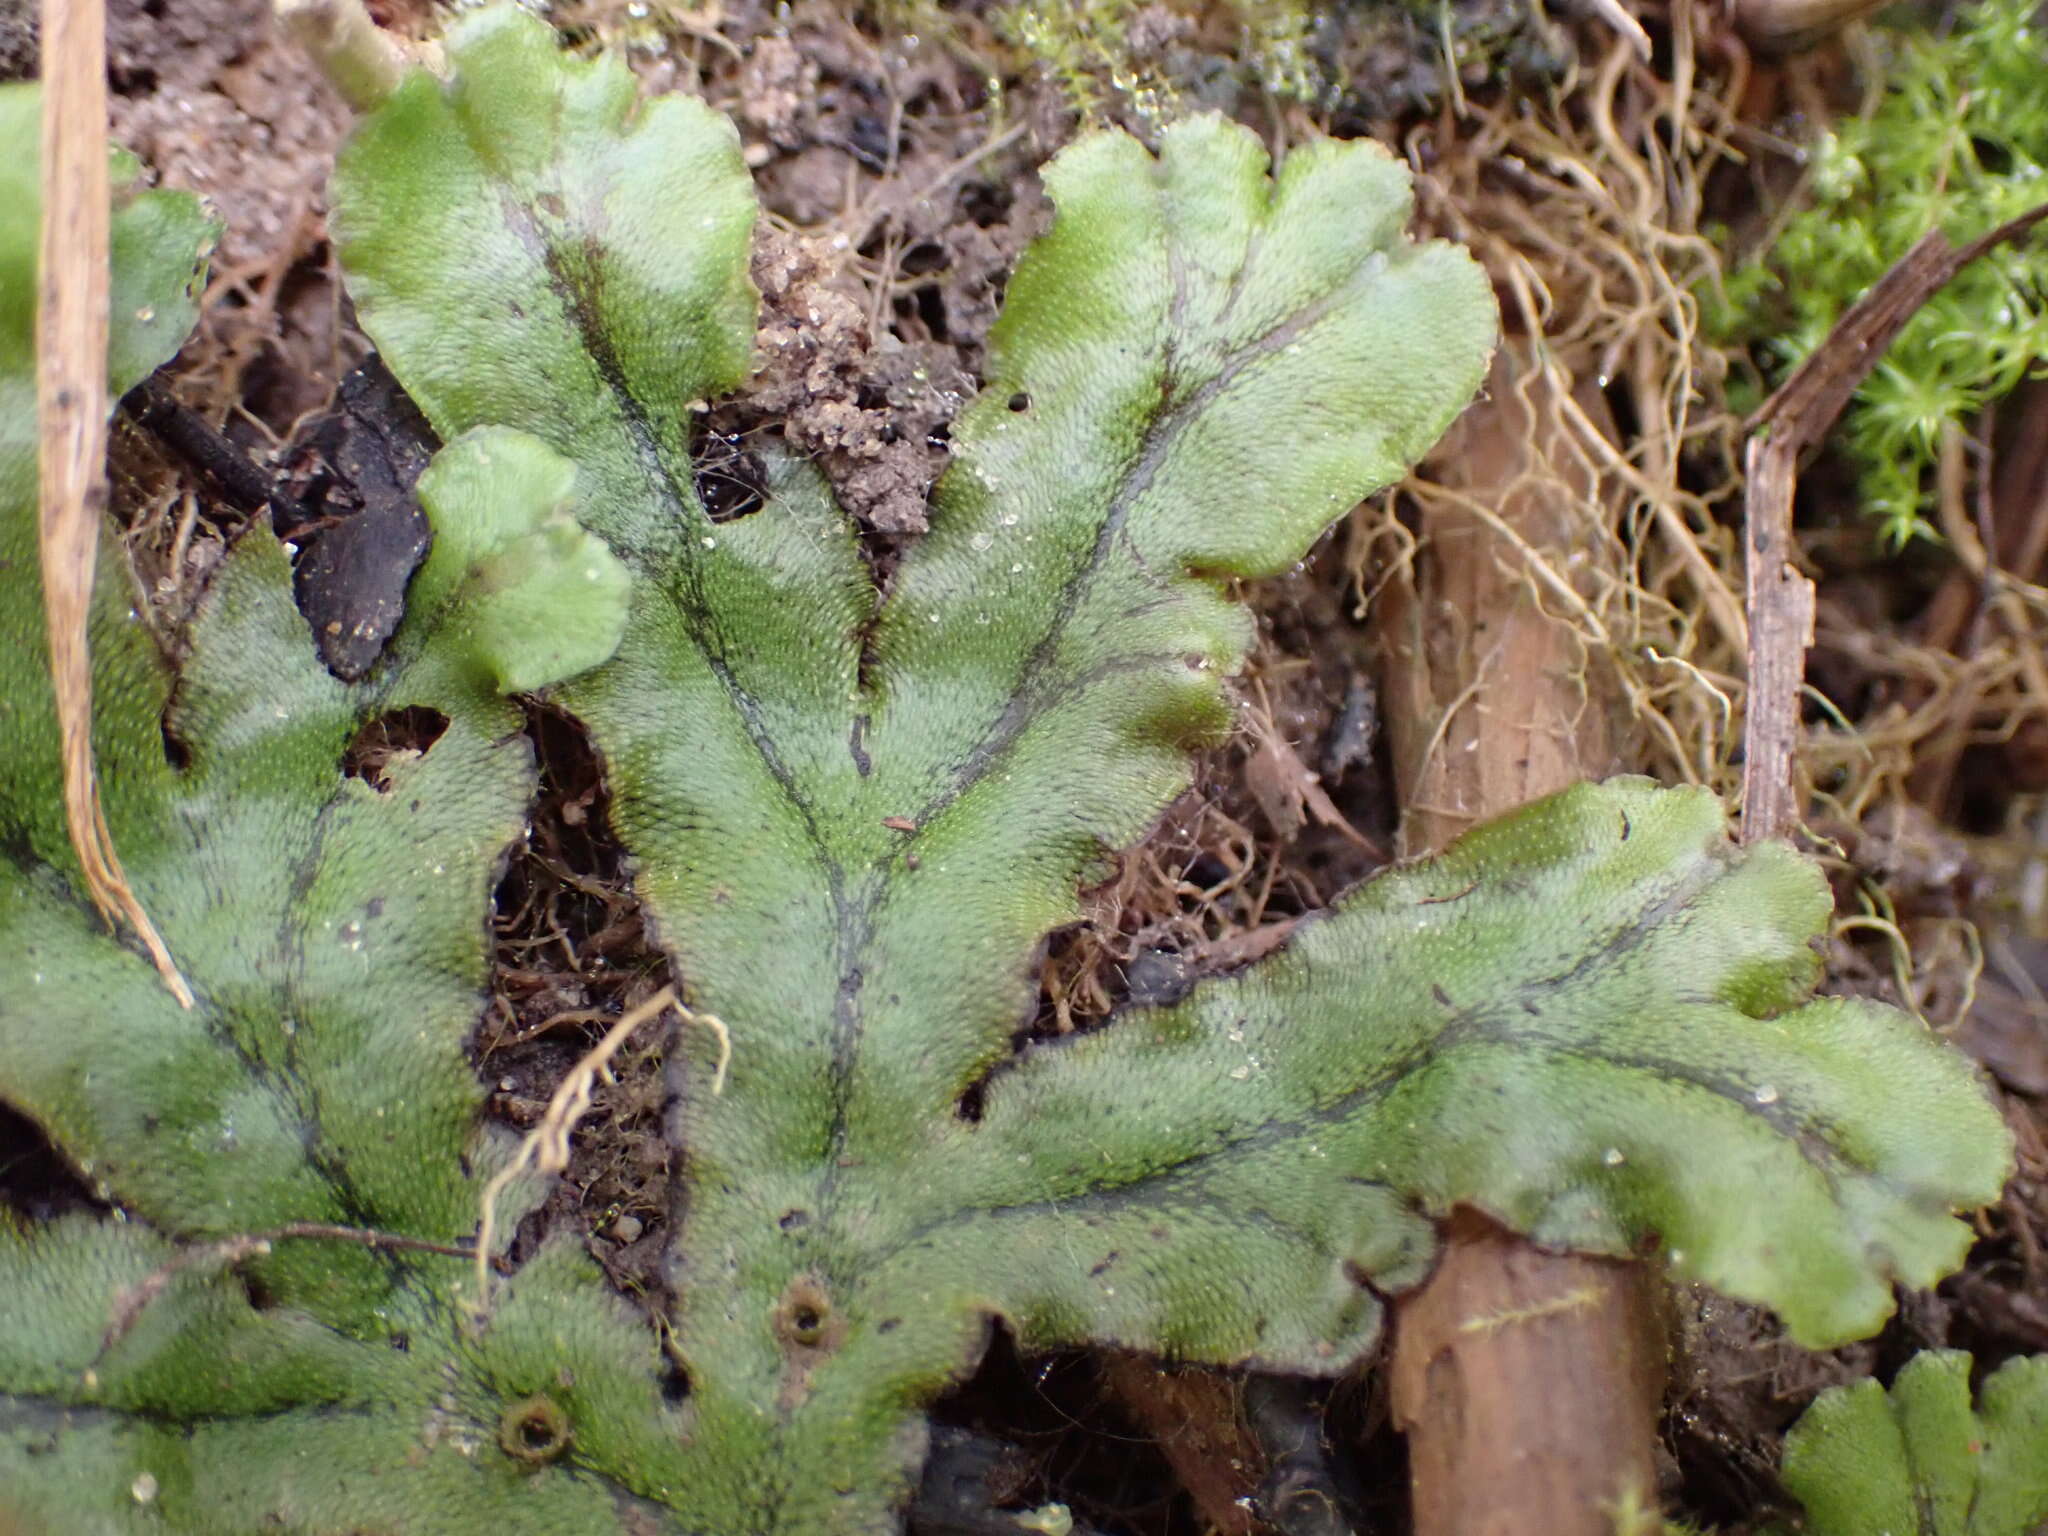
(4, 0), (2047, 1531)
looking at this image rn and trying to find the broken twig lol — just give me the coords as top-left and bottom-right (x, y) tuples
(1740, 200), (2048, 845)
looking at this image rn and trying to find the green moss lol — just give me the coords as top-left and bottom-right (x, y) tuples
(1713, 0), (2048, 546)
(993, 0), (1327, 126)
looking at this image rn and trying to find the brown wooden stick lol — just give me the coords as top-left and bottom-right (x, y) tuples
(1740, 201), (2048, 846)
(37, 0), (191, 1008)
(1375, 351), (1667, 1535)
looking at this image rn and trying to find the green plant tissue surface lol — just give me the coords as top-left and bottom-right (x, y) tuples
(1777, 1351), (2048, 1536)
(0, 14), (2017, 1533)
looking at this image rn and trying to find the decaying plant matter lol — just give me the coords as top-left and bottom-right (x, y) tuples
(0, 11), (2017, 1532)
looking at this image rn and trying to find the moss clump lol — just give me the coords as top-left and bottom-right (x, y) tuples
(993, 0), (1326, 126)
(1715, 0), (2048, 546)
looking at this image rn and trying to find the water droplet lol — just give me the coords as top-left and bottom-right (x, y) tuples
(1603, 1147), (1625, 1166)
(131, 1473), (158, 1505)
(975, 612), (990, 625)
(999, 513), (1019, 527)
(1753, 1084), (1779, 1105)
(1228, 1065), (1251, 1081)
(929, 612), (941, 623)
(970, 531), (994, 552)
(702, 537), (717, 550)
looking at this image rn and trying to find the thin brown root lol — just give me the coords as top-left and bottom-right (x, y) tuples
(471, 986), (730, 1312)
(95, 1223), (475, 1365)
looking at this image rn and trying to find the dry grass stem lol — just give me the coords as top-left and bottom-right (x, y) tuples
(38, 0), (192, 1009)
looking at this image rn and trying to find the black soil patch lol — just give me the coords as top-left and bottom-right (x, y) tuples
(0, 1099), (105, 1223)
(924, 1334), (1189, 1535)
(341, 705), (450, 790)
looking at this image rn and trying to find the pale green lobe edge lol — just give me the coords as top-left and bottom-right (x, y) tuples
(328, 3), (757, 557)
(845, 112), (1502, 1137)
(1780, 1349), (2048, 1535)
(942, 781), (2011, 1356)
(411, 427), (634, 694)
